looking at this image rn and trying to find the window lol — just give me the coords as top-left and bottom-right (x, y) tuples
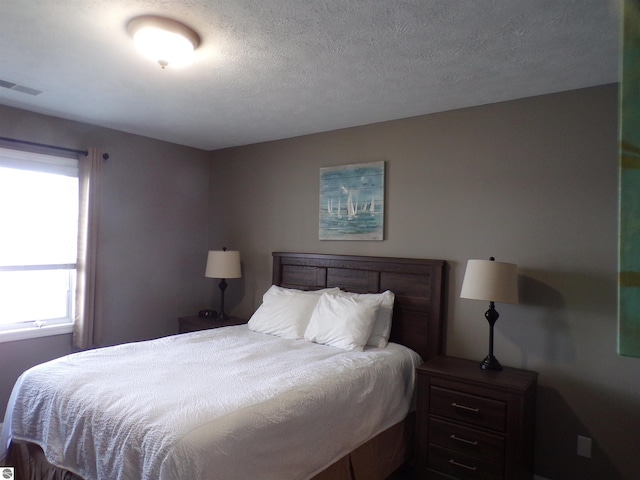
(0, 147), (79, 342)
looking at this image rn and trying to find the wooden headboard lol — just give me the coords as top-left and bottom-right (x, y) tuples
(272, 252), (447, 361)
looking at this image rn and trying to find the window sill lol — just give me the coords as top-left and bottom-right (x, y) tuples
(0, 323), (73, 344)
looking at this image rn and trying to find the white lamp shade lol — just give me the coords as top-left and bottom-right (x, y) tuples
(460, 259), (518, 304)
(205, 250), (241, 279)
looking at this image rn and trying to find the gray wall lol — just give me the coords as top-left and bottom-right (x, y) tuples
(0, 104), (212, 418)
(211, 85), (640, 480)
(0, 85), (637, 479)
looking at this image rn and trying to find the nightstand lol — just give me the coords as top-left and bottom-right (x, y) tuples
(178, 315), (247, 333)
(415, 356), (537, 480)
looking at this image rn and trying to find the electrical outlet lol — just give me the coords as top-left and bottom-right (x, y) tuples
(577, 435), (592, 458)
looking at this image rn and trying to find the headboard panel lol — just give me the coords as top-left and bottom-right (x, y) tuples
(272, 252), (447, 361)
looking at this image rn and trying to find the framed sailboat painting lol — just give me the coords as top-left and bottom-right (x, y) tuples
(319, 161), (385, 240)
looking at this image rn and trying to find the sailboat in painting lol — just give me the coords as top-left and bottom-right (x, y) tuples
(347, 192), (356, 219)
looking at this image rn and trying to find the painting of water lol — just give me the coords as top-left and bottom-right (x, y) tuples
(319, 161), (384, 240)
(619, 0), (640, 357)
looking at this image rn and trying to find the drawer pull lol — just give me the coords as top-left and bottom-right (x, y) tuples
(449, 459), (478, 471)
(451, 402), (480, 413)
(450, 434), (479, 446)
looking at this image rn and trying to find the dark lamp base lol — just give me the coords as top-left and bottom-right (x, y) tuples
(480, 355), (503, 371)
(480, 301), (503, 371)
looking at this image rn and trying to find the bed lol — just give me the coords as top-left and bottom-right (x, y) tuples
(1, 252), (447, 480)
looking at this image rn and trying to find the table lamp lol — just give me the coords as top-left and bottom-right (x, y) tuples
(460, 257), (518, 371)
(205, 248), (241, 320)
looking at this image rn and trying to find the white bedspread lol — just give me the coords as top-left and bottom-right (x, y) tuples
(0, 326), (421, 480)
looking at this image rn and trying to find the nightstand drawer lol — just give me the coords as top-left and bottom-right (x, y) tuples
(428, 444), (504, 480)
(429, 417), (505, 464)
(430, 386), (507, 432)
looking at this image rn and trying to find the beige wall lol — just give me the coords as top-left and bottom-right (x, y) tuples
(211, 84), (639, 480)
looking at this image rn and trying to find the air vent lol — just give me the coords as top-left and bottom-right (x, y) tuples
(0, 79), (43, 96)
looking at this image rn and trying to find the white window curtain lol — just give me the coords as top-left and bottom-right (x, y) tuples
(73, 148), (104, 349)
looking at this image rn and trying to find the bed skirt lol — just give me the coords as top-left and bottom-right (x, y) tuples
(4, 413), (414, 480)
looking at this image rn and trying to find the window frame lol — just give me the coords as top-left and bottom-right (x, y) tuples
(0, 147), (79, 343)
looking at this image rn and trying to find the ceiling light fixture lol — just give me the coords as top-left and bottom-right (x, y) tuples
(127, 15), (200, 69)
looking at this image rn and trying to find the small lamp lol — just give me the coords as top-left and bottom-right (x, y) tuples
(205, 248), (241, 321)
(460, 257), (518, 371)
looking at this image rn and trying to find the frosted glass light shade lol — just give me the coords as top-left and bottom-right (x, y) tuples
(127, 15), (200, 68)
(205, 250), (241, 279)
(460, 259), (518, 304)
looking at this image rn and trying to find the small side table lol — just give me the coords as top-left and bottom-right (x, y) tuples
(415, 355), (538, 479)
(178, 315), (247, 334)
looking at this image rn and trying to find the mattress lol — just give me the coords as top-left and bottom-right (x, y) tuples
(0, 325), (421, 480)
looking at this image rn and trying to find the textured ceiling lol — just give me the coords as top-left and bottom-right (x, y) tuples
(0, 0), (620, 151)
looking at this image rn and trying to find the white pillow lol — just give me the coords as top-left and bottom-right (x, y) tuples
(338, 290), (395, 348)
(248, 285), (339, 339)
(261, 284), (339, 300)
(304, 292), (382, 351)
